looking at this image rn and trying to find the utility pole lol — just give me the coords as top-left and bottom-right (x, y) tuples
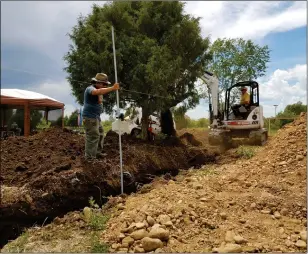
(273, 105), (278, 118)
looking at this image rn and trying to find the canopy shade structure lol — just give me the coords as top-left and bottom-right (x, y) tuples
(0, 89), (65, 137)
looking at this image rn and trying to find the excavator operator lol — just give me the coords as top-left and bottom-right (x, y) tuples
(240, 87), (250, 105)
(232, 87), (250, 117)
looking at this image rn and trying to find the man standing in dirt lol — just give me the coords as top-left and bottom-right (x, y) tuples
(82, 73), (119, 160)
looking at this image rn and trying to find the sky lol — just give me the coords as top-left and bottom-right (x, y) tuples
(1, 1), (307, 119)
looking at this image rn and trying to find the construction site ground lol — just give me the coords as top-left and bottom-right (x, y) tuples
(1, 114), (307, 253)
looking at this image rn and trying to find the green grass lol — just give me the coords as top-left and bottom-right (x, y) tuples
(88, 211), (110, 231)
(86, 206), (110, 253)
(236, 145), (257, 159)
(5, 231), (29, 253)
(90, 234), (109, 253)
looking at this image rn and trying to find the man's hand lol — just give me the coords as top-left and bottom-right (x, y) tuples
(113, 83), (120, 91)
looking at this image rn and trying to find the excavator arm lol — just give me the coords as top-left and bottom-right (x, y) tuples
(200, 71), (219, 128)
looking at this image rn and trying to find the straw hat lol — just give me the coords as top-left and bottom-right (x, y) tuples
(91, 73), (111, 84)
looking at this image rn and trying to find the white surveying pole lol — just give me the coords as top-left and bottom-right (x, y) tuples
(111, 26), (124, 194)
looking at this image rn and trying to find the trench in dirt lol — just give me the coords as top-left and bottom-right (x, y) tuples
(0, 129), (217, 248)
(0, 165), (202, 248)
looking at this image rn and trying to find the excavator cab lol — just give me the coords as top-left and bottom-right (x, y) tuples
(207, 79), (268, 147)
(226, 81), (259, 120)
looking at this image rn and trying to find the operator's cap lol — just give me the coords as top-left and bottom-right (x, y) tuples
(91, 73), (111, 84)
(240, 86), (247, 91)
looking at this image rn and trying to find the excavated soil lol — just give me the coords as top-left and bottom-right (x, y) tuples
(2, 114), (306, 253)
(0, 128), (216, 247)
(99, 113), (307, 253)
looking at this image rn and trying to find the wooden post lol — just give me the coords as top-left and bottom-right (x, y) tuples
(24, 102), (30, 137)
(62, 107), (64, 128)
(44, 108), (49, 122)
(269, 118), (271, 136)
(1, 107), (4, 127)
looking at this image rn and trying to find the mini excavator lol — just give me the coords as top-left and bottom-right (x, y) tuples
(200, 71), (268, 148)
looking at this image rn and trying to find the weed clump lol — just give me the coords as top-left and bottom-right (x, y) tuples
(236, 145), (257, 159)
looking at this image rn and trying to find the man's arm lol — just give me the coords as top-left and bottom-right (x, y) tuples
(91, 83), (119, 96)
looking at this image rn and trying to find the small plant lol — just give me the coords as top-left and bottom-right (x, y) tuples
(91, 240), (109, 252)
(236, 145), (256, 159)
(89, 212), (110, 231)
(199, 167), (218, 176)
(155, 133), (168, 140)
(90, 233), (109, 253)
(36, 119), (51, 130)
(88, 196), (99, 209)
(6, 231), (29, 252)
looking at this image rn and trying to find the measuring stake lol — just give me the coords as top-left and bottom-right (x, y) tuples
(111, 26), (124, 194)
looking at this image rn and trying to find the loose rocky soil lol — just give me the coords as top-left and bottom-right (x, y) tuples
(2, 113), (307, 252)
(0, 127), (216, 247)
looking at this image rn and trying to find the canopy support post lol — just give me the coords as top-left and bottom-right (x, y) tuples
(62, 107), (64, 128)
(24, 102), (30, 137)
(44, 107), (49, 122)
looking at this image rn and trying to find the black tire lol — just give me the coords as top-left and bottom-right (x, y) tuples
(251, 131), (267, 146)
(259, 132), (268, 146)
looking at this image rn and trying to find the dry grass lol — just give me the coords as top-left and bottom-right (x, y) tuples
(1, 185), (30, 204)
(2, 210), (111, 253)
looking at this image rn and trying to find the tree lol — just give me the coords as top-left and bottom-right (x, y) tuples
(11, 109), (43, 134)
(0, 108), (14, 127)
(37, 118), (52, 130)
(50, 115), (64, 127)
(284, 101), (307, 115)
(63, 115), (69, 126)
(67, 110), (79, 127)
(276, 101), (307, 127)
(207, 38), (270, 106)
(64, 1), (211, 138)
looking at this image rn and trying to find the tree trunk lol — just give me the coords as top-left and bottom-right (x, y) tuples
(160, 108), (176, 137)
(141, 108), (150, 140)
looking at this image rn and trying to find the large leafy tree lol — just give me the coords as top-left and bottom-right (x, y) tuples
(207, 38), (270, 107)
(277, 101), (307, 127)
(10, 109), (42, 134)
(67, 110), (79, 127)
(64, 1), (211, 137)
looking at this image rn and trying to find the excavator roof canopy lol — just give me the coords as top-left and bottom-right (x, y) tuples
(228, 81), (259, 91)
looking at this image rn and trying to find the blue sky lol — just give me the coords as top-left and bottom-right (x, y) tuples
(1, 1), (307, 119)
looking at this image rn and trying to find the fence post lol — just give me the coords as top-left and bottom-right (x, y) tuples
(269, 118), (271, 135)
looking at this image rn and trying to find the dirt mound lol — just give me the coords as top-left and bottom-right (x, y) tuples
(0, 127), (216, 247)
(179, 132), (203, 147)
(177, 128), (209, 146)
(2, 115), (306, 252)
(98, 114), (306, 253)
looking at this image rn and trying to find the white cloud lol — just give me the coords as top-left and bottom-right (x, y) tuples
(1, 1), (102, 63)
(63, 104), (78, 117)
(184, 1), (306, 41)
(2, 1), (306, 61)
(259, 64), (307, 116)
(186, 103), (209, 120)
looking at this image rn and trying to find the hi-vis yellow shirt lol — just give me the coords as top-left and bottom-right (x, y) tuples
(240, 93), (250, 105)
